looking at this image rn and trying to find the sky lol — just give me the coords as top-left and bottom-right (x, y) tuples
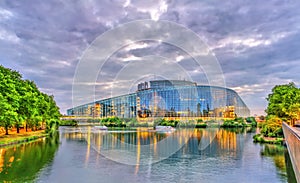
(1, 0), (300, 115)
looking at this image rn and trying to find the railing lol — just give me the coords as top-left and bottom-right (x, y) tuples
(282, 122), (300, 183)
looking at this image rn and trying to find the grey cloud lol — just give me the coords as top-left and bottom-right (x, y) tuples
(1, 0), (300, 115)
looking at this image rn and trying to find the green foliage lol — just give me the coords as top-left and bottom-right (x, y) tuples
(0, 65), (61, 134)
(195, 123), (207, 128)
(221, 118), (247, 128)
(100, 117), (126, 127)
(259, 83), (300, 139)
(246, 117), (257, 127)
(154, 118), (179, 127)
(221, 117), (257, 128)
(153, 118), (163, 127)
(99, 118), (151, 128)
(60, 120), (78, 126)
(253, 134), (264, 142)
(154, 118), (207, 128)
(266, 82), (300, 124)
(253, 134), (283, 145)
(87, 118), (101, 123)
(235, 117), (245, 123)
(177, 120), (196, 128)
(260, 144), (285, 156)
(0, 132), (59, 182)
(260, 115), (283, 138)
(195, 118), (207, 128)
(197, 119), (203, 123)
(127, 118), (138, 127)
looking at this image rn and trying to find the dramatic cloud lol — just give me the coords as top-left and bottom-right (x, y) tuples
(1, 0), (300, 115)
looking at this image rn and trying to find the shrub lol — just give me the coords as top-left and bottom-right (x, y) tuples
(221, 118), (247, 128)
(197, 119), (203, 123)
(246, 117), (257, 127)
(260, 116), (283, 138)
(59, 120), (78, 126)
(126, 118), (138, 127)
(195, 123), (207, 128)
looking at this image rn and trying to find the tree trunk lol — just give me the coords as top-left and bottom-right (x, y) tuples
(5, 126), (9, 135)
(16, 123), (20, 133)
(291, 119), (295, 126)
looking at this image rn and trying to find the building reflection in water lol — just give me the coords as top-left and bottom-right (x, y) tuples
(135, 131), (140, 174)
(61, 127), (248, 168)
(85, 127), (91, 167)
(61, 127), (297, 180)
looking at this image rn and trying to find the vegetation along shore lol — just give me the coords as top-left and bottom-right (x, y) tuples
(0, 65), (61, 146)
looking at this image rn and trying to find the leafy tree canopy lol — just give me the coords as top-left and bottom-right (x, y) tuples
(0, 65), (61, 135)
(266, 82), (300, 124)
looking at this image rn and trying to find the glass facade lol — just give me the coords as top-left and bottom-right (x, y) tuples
(67, 80), (250, 118)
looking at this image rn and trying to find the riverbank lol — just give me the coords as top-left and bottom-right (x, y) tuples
(0, 129), (48, 147)
(253, 133), (284, 145)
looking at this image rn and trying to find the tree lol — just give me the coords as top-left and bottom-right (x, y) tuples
(45, 95), (61, 132)
(0, 65), (61, 134)
(0, 94), (17, 135)
(19, 81), (39, 132)
(266, 82), (300, 125)
(0, 66), (20, 134)
(14, 77), (27, 133)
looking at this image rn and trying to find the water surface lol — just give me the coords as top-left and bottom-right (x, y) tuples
(0, 127), (296, 183)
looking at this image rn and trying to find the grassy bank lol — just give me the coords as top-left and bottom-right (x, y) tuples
(0, 129), (48, 146)
(252, 116), (284, 145)
(253, 134), (284, 145)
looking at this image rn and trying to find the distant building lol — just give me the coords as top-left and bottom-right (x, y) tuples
(67, 80), (250, 119)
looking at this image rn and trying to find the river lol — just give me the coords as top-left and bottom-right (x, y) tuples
(0, 127), (297, 183)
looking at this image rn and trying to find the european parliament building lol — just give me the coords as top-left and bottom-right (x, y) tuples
(67, 80), (250, 119)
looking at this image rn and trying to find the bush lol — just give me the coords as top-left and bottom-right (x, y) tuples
(246, 117), (257, 127)
(127, 118), (138, 127)
(153, 118), (179, 127)
(197, 119), (203, 123)
(195, 123), (207, 128)
(260, 116), (283, 138)
(87, 119), (101, 123)
(59, 120), (78, 126)
(253, 134), (265, 143)
(253, 133), (283, 145)
(221, 118), (247, 128)
(195, 119), (207, 128)
(100, 117), (126, 127)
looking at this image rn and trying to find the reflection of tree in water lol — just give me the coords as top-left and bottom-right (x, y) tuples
(284, 151), (297, 183)
(261, 144), (298, 182)
(111, 131), (168, 145)
(261, 145), (286, 171)
(0, 133), (59, 182)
